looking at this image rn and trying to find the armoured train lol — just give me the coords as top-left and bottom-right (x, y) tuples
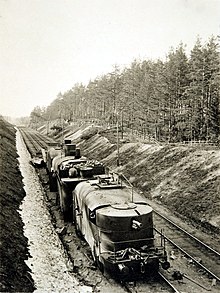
(46, 140), (170, 279)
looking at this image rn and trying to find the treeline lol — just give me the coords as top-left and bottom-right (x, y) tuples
(30, 36), (220, 142)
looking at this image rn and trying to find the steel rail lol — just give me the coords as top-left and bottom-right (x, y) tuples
(158, 272), (181, 293)
(18, 127), (56, 157)
(18, 129), (40, 154)
(155, 227), (220, 282)
(154, 210), (220, 257)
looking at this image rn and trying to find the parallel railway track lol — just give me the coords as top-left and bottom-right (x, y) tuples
(153, 210), (220, 282)
(18, 127), (57, 156)
(124, 272), (182, 293)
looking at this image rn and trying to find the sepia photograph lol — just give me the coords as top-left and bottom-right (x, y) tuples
(0, 0), (220, 292)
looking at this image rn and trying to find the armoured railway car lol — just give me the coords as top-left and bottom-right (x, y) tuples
(46, 140), (170, 279)
(47, 140), (105, 221)
(73, 174), (170, 279)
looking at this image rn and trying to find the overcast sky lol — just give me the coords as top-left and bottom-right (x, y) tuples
(0, 0), (219, 118)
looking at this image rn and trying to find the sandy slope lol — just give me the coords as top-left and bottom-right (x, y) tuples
(0, 118), (35, 292)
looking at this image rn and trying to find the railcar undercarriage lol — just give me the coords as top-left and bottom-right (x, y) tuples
(100, 245), (169, 280)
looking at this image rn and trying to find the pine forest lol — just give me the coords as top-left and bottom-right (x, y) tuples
(30, 36), (220, 143)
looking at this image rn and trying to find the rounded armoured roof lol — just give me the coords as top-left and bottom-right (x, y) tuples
(74, 180), (152, 214)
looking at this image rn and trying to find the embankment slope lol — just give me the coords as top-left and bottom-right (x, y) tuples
(0, 117), (35, 292)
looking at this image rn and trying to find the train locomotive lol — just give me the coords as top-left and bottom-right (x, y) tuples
(73, 174), (170, 280)
(46, 140), (170, 279)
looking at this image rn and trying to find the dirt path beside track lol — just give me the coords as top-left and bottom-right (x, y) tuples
(17, 129), (93, 293)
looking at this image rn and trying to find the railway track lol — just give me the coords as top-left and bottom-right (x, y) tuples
(18, 127), (57, 156)
(158, 272), (182, 293)
(123, 271), (182, 293)
(153, 210), (220, 283)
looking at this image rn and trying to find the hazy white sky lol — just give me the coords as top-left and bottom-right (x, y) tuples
(0, 0), (219, 118)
